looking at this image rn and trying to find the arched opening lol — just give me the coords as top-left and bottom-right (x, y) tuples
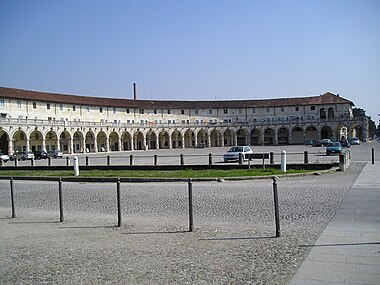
(277, 127), (289, 145)
(134, 131), (145, 150)
(97, 131), (107, 152)
(73, 131), (84, 153)
(336, 125), (348, 140)
(264, 128), (275, 145)
(29, 130), (43, 152)
(0, 131), (10, 154)
(85, 131), (95, 152)
(321, 126), (333, 140)
(171, 130), (182, 148)
(350, 124), (363, 140)
(250, 129), (261, 145)
(320, 108), (327, 119)
(305, 126), (318, 142)
(210, 129), (222, 147)
(146, 131), (157, 149)
(46, 131), (58, 152)
(196, 129), (207, 147)
(121, 131), (132, 150)
(59, 131), (71, 153)
(237, 128), (248, 146)
(328, 107), (335, 118)
(13, 130), (27, 152)
(109, 131), (119, 151)
(224, 129), (235, 146)
(184, 130), (194, 148)
(158, 131), (169, 149)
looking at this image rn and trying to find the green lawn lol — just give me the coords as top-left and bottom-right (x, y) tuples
(0, 168), (312, 178)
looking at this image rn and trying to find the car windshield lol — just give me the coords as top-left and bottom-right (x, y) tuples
(330, 142), (340, 147)
(228, 147), (243, 152)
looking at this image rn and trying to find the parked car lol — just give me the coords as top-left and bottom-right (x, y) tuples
(47, 150), (64, 158)
(320, 139), (332, 147)
(312, 139), (322, 147)
(11, 151), (35, 161)
(0, 152), (10, 162)
(339, 139), (351, 148)
(33, 151), (48, 159)
(326, 142), (342, 155)
(223, 146), (253, 162)
(348, 137), (360, 145)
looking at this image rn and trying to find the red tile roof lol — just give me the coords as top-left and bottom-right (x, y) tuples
(0, 87), (354, 109)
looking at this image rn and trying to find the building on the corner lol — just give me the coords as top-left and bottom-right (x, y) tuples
(0, 87), (368, 155)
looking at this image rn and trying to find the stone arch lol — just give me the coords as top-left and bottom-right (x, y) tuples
(250, 128), (261, 145)
(291, 126), (304, 144)
(196, 129), (207, 147)
(349, 124), (363, 140)
(121, 131), (132, 150)
(29, 129), (44, 152)
(184, 129), (195, 148)
(12, 129), (28, 152)
(305, 125), (318, 142)
(336, 124), (348, 140)
(46, 130), (58, 152)
(73, 130), (84, 153)
(171, 130), (183, 148)
(328, 107), (335, 118)
(0, 130), (10, 154)
(134, 131), (145, 150)
(320, 108), (327, 119)
(109, 131), (120, 151)
(223, 129), (235, 146)
(321, 126), (333, 140)
(277, 127), (289, 145)
(85, 130), (96, 152)
(97, 131), (108, 152)
(59, 130), (71, 153)
(210, 129), (222, 147)
(264, 128), (275, 145)
(158, 130), (169, 149)
(236, 128), (248, 146)
(146, 130), (157, 149)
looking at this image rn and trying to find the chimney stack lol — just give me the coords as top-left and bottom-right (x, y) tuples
(133, 82), (136, 100)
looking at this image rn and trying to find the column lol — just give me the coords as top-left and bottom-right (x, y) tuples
(118, 138), (122, 151)
(274, 131), (278, 145)
(105, 136), (110, 152)
(8, 140), (14, 155)
(94, 138), (98, 153)
(181, 136), (185, 148)
(56, 139), (61, 151)
(42, 138), (47, 152)
(168, 136), (172, 149)
(70, 138), (74, 154)
(82, 137), (86, 153)
(130, 136), (134, 150)
(194, 134), (198, 147)
(234, 133), (238, 146)
(221, 134), (225, 146)
(206, 133), (210, 147)
(156, 136), (160, 150)
(26, 139), (30, 152)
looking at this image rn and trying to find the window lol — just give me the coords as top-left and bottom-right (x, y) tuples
(311, 106), (315, 111)
(195, 109), (198, 115)
(209, 109), (212, 115)
(17, 101), (21, 108)
(266, 107), (270, 113)
(126, 108), (130, 114)
(281, 107), (284, 112)
(181, 109), (185, 115)
(33, 102), (37, 109)
(47, 103), (51, 110)
(99, 107), (103, 113)
(73, 105), (76, 111)
(139, 109), (144, 114)
(154, 109), (157, 114)
(86, 106), (90, 112)
(0, 99), (4, 107)
(167, 109), (171, 114)
(295, 107), (299, 111)
(238, 109), (243, 114)
(252, 108), (256, 114)
(59, 104), (63, 111)
(223, 109), (228, 114)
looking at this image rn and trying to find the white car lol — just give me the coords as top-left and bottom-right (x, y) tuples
(47, 150), (64, 158)
(0, 153), (10, 162)
(223, 146), (253, 162)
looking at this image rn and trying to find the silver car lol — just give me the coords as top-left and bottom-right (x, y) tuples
(0, 153), (10, 162)
(47, 150), (64, 158)
(223, 146), (253, 162)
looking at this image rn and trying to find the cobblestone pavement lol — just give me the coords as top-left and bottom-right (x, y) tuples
(0, 160), (366, 284)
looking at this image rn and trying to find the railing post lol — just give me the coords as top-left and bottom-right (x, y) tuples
(58, 178), (64, 222)
(107, 155), (111, 166)
(48, 157), (51, 166)
(272, 176), (280, 238)
(304, 150), (309, 164)
(281, 150), (287, 172)
(66, 157), (70, 166)
(209, 153), (212, 165)
(117, 178), (121, 227)
(188, 178), (194, 232)
(180, 154), (184, 165)
(10, 178), (15, 218)
(129, 155), (133, 166)
(86, 156), (89, 166)
(270, 152), (274, 164)
(238, 153), (243, 164)
(31, 158), (34, 166)
(372, 148), (375, 164)
(154, 154), (158, 166)
(14, 158), (18, 167)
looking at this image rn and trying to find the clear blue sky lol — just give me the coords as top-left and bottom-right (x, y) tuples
(1, 0), (379, 122)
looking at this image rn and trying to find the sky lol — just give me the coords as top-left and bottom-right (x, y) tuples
(0, 0), (379, 122)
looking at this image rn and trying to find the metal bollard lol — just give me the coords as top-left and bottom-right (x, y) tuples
(188, 178), (194, 232)
(272, 176), (280, 237)
(281, 150), (287, 172)
(180, 154), (184, 165)
(107, 155), (111, 166)
(73, 156), (79, 176)
(66, 157), (70, 166)
(372, 148), (375, 164)
(304, 150), (309, 164)
(10, 178), (15, 218)
(58, 178), (64, 222)
(209, 153), (212, 165)
(31, 158), (34, 166)
(154, 154), (158, 166)
(14, 158), (18, 166)
(270, 152), (274, 164)
(238, 153), (243, 164)
(48, 157), (51, 166)
(129, 155), (133, 166)
(116, 178), (121, 227)
(86, 156), (89, 166)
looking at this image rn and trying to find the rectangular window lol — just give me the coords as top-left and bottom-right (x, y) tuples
(126, 108), (130, 114)
(167, 109), (171, 114)
(266, 107), (270, 113)
(86, 106), (90, 112)
(195, 109), (198, 115)
(139, 108), (144, 114)
(113, 107), (116, 114)
(281, 107), (284, 112)
(33, 102), (37, 109)
(295, 106), (299, 111)
(311, 106), (315, 111)
(252, 108), (256, 114)
(0, 99), (4, 107)
(223, 109), (228, 114)
(99, 107), (103, 113)
(181, 109), (185, 115)
(47, 103), (51, 110)
(72, 105), (76, 111)
(209, 109), (212, 115)
(154, 109), (157, 114)
(17, 101), (21, 108)
(238, 109), (243, 114)
(59, 104), (63, 111)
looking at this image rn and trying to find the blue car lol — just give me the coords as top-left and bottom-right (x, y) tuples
(326, 142), (342, 155)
